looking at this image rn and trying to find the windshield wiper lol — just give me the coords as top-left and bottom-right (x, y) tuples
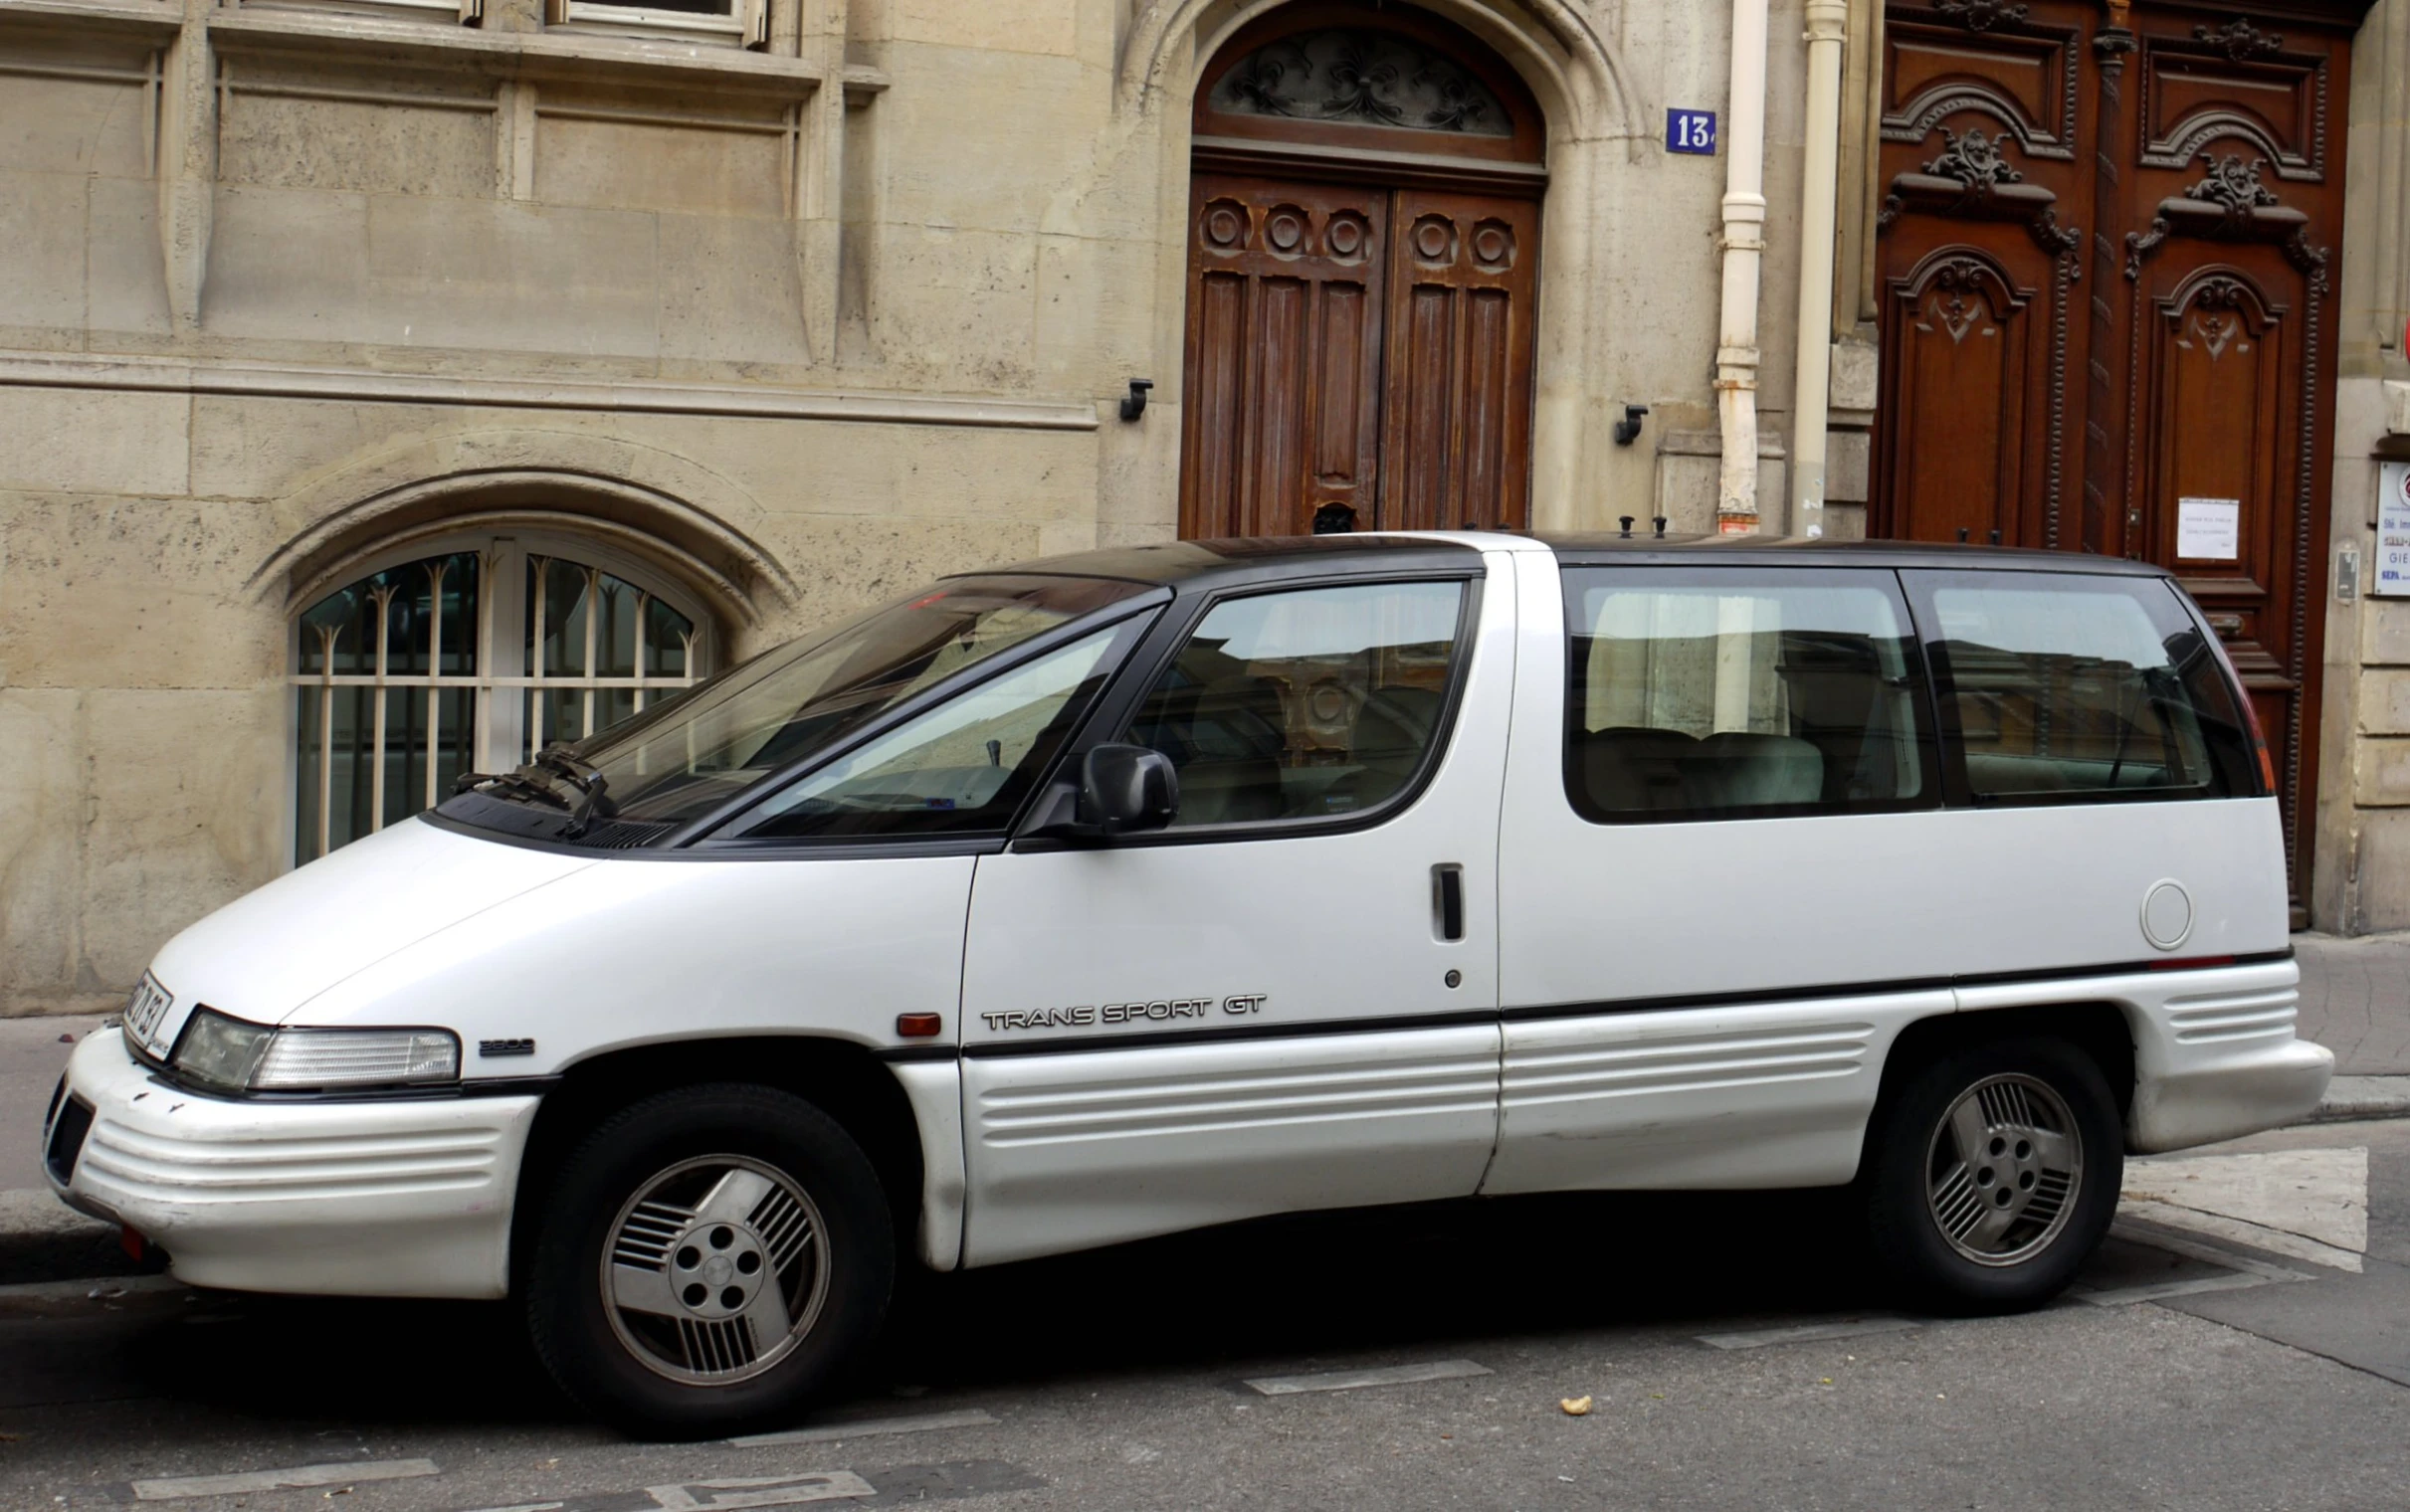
(453, 769), (571, 810)
(533, 745), (619, 839)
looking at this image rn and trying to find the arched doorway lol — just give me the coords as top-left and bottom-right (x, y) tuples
(1180, 3), (1546, 538)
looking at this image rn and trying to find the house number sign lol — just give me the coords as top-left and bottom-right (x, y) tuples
(1668, 108), (1717, 155)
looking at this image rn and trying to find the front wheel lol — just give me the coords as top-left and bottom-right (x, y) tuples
(1862, 1037), (2122, 1313)
(525, 1084), (895, 1437)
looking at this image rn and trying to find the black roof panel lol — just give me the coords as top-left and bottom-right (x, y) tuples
(1535, 532), (2172, 575)
(959, 531), (2174, 589)
(968, 534), (1487, 589)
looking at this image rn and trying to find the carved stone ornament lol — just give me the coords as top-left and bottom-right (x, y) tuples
(1208, 29), (1512, 137)
(2193, 19), (2285, 63)
(1934, 0), (2030, 32)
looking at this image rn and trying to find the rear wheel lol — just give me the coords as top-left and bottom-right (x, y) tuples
(1863, 1037), (2121, 1312)
(525, 1084), (894, 1436)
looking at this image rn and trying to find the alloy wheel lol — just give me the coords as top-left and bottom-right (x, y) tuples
(1922, 1073), (2083, 1266)
(600, 1155), (831, 1385)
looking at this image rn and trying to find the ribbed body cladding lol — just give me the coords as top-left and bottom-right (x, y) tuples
(51, 1031), (537, 1298)
(1482, 992), (1949, 1194)
(961, 1028), (1502, 1266)
(1954, 959), (2331, 1153)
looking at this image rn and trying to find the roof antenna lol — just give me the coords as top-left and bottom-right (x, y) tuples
(1618, 515), (1635, 539)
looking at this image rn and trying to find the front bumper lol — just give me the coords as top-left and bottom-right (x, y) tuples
(44, 1030), (539, 1299)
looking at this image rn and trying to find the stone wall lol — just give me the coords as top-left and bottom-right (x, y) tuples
(0, 0), (1803, 1012)
(2313, 0), (2410, 933)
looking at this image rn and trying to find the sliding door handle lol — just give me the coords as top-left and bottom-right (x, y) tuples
(1432, 863), (1465, 942)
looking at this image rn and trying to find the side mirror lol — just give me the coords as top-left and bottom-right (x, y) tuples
(1077, 743), (1179, 837)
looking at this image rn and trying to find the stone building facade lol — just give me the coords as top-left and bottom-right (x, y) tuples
(1, 0), (1849, 1013)
(2317, 0), (2410, 929)
(1, 0), (2405, 1016)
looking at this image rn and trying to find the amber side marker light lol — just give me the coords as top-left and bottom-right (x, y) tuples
(896, 1014), (943, 1039)
(2148, 956), (2237, 972)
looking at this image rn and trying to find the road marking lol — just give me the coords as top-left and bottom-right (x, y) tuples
(728, 1409), (997, 1447)
(132, 1458), (439, 1500)
(1244, 1359), (1493, 1396)
(2121, 1146), (2368, 1272)
(1697, 1317), (1922, 1351)
(2077, 1218), (2314, 1308)
(448, 1459), (1041, 1512)
(2075, 1268), (2285, 1306)
(647, 1470), (876, 1509)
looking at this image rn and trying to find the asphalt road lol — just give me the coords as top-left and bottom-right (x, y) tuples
(1, 1118), (2403, 1511)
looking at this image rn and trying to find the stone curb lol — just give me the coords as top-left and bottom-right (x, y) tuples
(2298, 1075), (2410, 1125)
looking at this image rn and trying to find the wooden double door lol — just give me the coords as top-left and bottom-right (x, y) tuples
(1873, 0), (2366, 915)
(1179, 172), (1540, 539)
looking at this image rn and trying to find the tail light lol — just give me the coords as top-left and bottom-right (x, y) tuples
(2203, 622), (2277, 795)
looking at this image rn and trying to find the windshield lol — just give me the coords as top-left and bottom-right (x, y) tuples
(475, 574), (1151, 831)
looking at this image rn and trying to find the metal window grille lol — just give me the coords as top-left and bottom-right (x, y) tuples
(292, 541), (703, 865)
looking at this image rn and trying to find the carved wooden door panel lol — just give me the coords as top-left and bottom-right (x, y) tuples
(1180, 177), (1537, 537)
(1875, 0), (2356, 918)
(2114, 10), (2351, 914)
(1876, 248), (2051, 546)
(1181, 174), (1390, 539)
(1379, 190), (1540, 532)
(1871, 1), (2092, 547)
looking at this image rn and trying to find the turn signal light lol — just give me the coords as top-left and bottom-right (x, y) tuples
(896, 1013), (943, 1039)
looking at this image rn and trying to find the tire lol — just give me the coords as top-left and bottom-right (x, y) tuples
(1861, 1036), (2122, 1314)
(525, 1083), (895, 1437)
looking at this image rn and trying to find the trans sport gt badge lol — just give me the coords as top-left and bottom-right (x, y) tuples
(979, 994), (1267, 1033)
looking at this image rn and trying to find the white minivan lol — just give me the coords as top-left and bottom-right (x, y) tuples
(43, 531), (2329, 1433)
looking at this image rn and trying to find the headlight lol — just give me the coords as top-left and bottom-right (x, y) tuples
(172, 1010), (461, 1093)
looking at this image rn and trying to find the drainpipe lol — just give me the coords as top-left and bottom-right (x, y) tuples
(1789, 0), (1850, 539)
(1715, 0), (1770, 532)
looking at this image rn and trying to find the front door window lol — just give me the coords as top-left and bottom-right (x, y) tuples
(1121, 580), (1467, 827)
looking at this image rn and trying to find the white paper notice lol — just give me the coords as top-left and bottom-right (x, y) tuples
(2375, 462), (2410, 598)
(2177, 496), (2241, 561)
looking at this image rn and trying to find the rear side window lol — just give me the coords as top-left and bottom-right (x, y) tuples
(1562, 568), (1936, 823)
(1902, 571), (2260, 805)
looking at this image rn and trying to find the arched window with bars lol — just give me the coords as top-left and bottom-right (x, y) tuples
(291, 535), (713, 865)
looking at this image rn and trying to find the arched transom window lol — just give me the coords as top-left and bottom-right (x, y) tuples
(291, 535), (712, 864)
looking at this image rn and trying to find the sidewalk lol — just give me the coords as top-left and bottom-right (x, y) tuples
(2293, 931), (2410, 1076)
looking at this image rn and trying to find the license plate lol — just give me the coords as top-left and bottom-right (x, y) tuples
(124, 973), (173, 1058)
